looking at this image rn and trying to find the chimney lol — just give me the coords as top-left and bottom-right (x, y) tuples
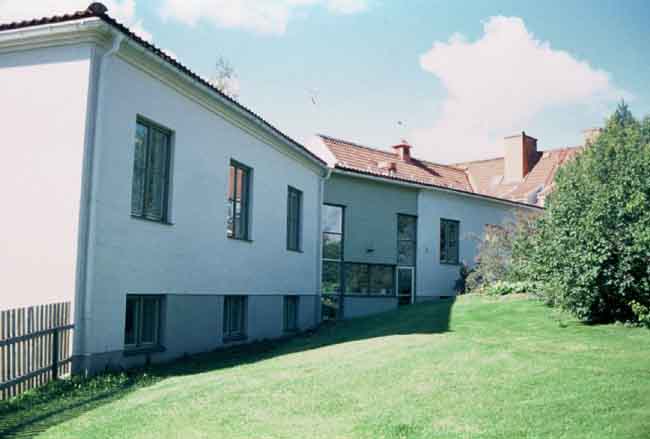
(582, 127), (603, 146)
(392, 140), (412, 162)
(504, 131), (539, 183)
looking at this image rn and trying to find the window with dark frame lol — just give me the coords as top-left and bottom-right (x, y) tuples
(223, 296), (247, 340)
(284, 296), (299, 332)
(227, 161), (251, 240)
(344, 263), (395, 296)
(124, 295), (162, 350)
(287, 187), (303, 251)
(322, 204), (344, 294)
(397, 214), (417, 266)
(440, 219), (460, 264)
(131, 119), (172, 222)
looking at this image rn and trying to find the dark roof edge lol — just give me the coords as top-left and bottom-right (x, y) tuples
(0, 4), (327, 168)
(333, 165), (544, 210)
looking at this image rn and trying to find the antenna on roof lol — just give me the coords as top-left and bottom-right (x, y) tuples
(397, 120), (410, 144)
(307, 88), (319, 105)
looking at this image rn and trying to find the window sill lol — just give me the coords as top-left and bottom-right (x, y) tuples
(287, 248), (303, 253)
(440, 261), (461, 266)
(227, 236), (253, 243)
(131, 215), (174, 226)
(223, 334), (247, 343)
(123, 345), (165, 357)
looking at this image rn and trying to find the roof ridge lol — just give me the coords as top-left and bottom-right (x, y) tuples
(452, 156), (505, 166)
(453, 145), (583, 167)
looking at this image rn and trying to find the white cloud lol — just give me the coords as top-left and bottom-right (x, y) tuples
(0, 0), (152, 41)
(414, 16), (626, 163)
(159, 0), (368, 35)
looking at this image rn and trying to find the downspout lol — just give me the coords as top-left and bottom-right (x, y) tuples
(76, 30), (124, 374)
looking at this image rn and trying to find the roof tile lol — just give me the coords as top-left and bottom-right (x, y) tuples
(319, 135), (472, 192)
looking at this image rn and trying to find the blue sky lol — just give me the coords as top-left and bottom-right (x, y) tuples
(2, 0), (648, 162)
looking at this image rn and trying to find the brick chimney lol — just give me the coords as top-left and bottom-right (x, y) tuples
(504, 132), (539, 183)
(393, 140), (412, 162)
(583, 127), (603, 146)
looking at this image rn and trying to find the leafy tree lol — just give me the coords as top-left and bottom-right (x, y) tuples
(210, 56), (239, 100)
(516, 103), (650, 323)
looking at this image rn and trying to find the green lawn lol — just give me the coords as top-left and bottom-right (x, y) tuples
(2, 295), (649, 439)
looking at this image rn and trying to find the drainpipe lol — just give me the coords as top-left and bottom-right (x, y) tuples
(76, 30), (124, 374)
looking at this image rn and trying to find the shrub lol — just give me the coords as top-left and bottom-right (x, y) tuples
(465, 210), (541, 293)
(483, 281), (541, 296)
(454, 263), (473, 294)
(518, 103), (650, 323)
(630, 301), (650, 328)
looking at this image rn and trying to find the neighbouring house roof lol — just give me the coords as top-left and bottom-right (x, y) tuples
(315, 134), (543, 209)
(453, 146), (582, 205)
(0, 3), (327, 168)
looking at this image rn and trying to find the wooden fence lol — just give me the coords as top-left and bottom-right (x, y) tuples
(0, 302), (74, 400)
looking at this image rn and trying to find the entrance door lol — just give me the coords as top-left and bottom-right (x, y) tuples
(397, 267), (414, 305)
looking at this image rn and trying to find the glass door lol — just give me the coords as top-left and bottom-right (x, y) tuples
(397, 267), (414, 306)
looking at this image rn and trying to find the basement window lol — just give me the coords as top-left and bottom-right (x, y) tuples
(284, 296), (300, 333)
(224, 296), (247, 341)
(124, 295), (163, 351)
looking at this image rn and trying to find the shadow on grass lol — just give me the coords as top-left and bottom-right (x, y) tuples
(0, 298), (455, 438)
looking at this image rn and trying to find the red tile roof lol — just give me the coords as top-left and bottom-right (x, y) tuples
(318, 135), (544, 209)
(453, 146), (583, 205)
(318, 134), (581, 208)
(0, 3), (326, 167)
(319, 135), (472, 191)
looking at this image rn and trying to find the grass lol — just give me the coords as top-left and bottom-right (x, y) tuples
(1, 294), (649, 438)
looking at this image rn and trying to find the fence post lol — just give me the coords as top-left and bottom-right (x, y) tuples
(51, 326), (59, 381)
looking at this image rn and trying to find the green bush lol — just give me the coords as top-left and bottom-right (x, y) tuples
(464, 211), (541, 293)
(630, 301), (650, 328)
(454, 263), (473, 294)
(483, 281), (541, 296)
(515, 103), (650, 323)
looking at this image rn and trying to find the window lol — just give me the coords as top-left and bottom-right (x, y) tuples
(284, 296), (299, 332)
(223, 296), (247, 340)
(322, 204), (344, 293)
(440, 219), (460, 264)
(124, 295), (162, 350)
(287, 187), (303, 251)
(344, 263), (395, 295)
(397, 214), (417, 266)
(131, 118), (172, 222)
(227, 161), (251, 240)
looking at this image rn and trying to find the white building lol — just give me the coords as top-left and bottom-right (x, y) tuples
(1, 3), (546, 375)
(309, 135), (540, 319)
(0, 4), (327, 373)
